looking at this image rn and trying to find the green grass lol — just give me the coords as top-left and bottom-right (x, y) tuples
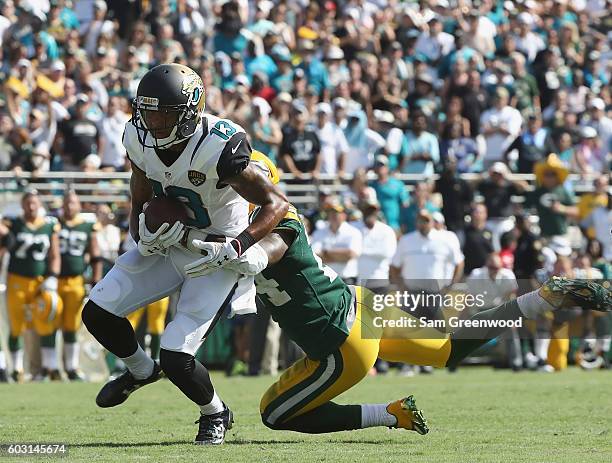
(0, 368), (610, 463)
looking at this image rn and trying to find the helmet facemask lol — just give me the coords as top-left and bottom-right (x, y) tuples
(132, 99), (198, 149)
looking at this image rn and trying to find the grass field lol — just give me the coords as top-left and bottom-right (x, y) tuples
(1, 368), (610, 463)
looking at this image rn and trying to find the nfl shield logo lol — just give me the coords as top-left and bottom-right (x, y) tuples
(188, 170), (206, 186)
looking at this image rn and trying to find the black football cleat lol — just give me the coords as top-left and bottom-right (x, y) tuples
(0, 369), (8, 383)
(194, 403), (234, 445)
(96, 362), (163, 408)
(66, 369), (86, 382)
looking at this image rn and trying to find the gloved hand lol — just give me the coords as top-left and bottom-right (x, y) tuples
(224, 243), (269, 276)
(40, 275), (58, 293)
(183, 238), (240, 277)
(137, 212), (184, 256)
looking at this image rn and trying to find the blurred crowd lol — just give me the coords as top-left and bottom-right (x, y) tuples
(0, 0), (610, 380)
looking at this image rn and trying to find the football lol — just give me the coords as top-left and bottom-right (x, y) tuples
(144, 195), (190, 232)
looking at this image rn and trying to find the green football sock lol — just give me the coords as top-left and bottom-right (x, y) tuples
(8, 335), (23, 352)
(268, 402), (362, 434)
(446, 300), (523, 368)
(40, 333), (57, 348)
(149, 334), (161, 361)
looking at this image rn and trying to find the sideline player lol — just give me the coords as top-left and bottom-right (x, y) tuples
(0, 191), (63, 382)
(207, 212), (610, 434)
(81, 64), (288, 444)
(58, 191), (102, 380)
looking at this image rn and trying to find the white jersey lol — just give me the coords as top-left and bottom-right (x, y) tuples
(123, 113), (252, 237)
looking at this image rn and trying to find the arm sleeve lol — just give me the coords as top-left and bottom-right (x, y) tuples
(216, 132), (252, 182)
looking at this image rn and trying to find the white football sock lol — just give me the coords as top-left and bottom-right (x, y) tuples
(360, 403), (397, 428)
(64, 342), (80, 371)
(516, 290), (555, 319)
(0, 350), (6, 370)
(199, 391), (224, 415)
(534, 338), (551, 361)
(121, 345), (154, 380)
(596, 336), (611, 354)
(41, 347), (59, 370)
(11, 350), (24, 372)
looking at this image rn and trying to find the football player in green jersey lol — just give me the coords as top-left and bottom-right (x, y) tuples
(195, 212), (610, 435)
(0, 191), (62, 382)
(59, 191), (102, 380)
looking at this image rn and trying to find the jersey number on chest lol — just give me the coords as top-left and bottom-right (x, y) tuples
(15, 232), (50, 261)
(150, 180), (211, 228)
(59, 230), (88, 256)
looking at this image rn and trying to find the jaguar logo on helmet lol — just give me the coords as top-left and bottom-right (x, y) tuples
(182, 74), (204, 108)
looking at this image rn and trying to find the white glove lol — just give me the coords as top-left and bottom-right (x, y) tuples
(224, 243), (269, 275)
(40, 276), (58, 293)
(184, 239), (240, 277)
(137, 212), (185, 256)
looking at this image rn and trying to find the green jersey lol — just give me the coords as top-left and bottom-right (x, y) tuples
(255, 217), (353, 359)
(59, 218), (98, 277)
(6, 216), (59, 277)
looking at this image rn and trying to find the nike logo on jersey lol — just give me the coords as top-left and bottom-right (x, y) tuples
(231, 140), (242, 155)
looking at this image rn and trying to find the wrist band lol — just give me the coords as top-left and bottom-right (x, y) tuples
(231, 230), (257, 256)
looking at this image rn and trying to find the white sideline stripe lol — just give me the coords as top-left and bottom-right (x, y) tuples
(267, 354), (336, 425)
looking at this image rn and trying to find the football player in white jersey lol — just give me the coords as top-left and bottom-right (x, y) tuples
(82, 64), (289, 444)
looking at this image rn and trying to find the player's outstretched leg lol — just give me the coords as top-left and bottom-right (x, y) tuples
(159, 349), (233, 445)
(82, 300), (163, 407)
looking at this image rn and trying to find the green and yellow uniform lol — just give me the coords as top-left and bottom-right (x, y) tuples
(4, 216), (62, 340)
(259, 216), (451, 431)
(59, 217), (99, 334)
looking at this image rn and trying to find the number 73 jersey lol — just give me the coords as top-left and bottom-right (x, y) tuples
(123, 114), (252, 237)
(5, 216), (59, 278)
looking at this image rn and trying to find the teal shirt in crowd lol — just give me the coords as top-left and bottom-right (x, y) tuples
(371, 177), (409, 230)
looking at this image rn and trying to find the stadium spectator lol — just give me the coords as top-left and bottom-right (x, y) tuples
(370, 155), (409, 233)
(314, 102), (348, 177)
(57, 94), (99, 169)
(400, 181), (439, 235)
(355, 198), (396, 293)
(311, 199), (362, 285)
(280, 103), (320, 180)
(505, 114), (549, 174)
(434, 158), (474, 235)
(463, 204), (494, 276)
(400, 110), (440, 176)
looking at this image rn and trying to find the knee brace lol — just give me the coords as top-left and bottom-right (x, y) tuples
(81, 300), (138, 358)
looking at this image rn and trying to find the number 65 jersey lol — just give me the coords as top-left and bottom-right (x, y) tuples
(123, 114), (252, 237)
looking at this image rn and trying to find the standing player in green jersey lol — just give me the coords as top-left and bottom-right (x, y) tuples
(0, 191), (62, 382)
(58, 191), (102, 380)
(193, 212), (610, 435)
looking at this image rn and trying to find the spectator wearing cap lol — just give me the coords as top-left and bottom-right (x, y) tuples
(509, 52), (541, 117)
(324, 45), (348, 89)
(480, 86), (522, 168)
(371, 110), (403, 171)
(280, 104), (321, 180)
(477, 162), (527, 250)
(98, 95), (130, 171)
(311, 200), (363, 285)
(391, 208), (464, 293)
(248, 1), (275, 38)
(57, 93), (99, 169)
(400, 110), (440, 176)
(512, 12), (545, 63)
(249, 96), (281, 163)
(405, 72), (437, 116)
(83, 0), (112, 58)
(314, 102), (348, 177)
(370, 155), (409, 233)
(575, 126), (606, 175)
(270, 44), (293, 94)
(355, 198), (397, 293)
(526, 154), (578, 239)
(582, 98), (611, 154)
(505, 114), (549, 174)
(462, 204), (494, 276)
(341, 168), (377, 212)
(400, 182), (439, 235)
(460, 9), (495, 58)
(415, 16), (454, 66)
(177, 0), (207, 39)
